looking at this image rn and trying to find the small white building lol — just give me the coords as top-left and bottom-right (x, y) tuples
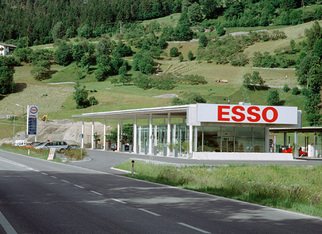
(0, 43), (17, 56)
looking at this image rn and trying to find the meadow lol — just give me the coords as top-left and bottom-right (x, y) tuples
(116, 161), (322, 217)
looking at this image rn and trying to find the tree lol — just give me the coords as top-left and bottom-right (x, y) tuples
(14, 47), (33, 63)
(51, 22), (65, 41)
(179, 54), (183, 62)
(95, 38), (114, 57)
(243, 73), (252, 89)
(283, 84), (290, 92)
(73, 82), (98, 109)
(200, 0), (222, 19)
(54, 42), (73, 66)
(132, 50), (154, 75)
(174, 12), (193, 41)
(31, 60), (51, 81)
(313, 38), (322, 58)
(119, 74), (132, 85)
(199, 34), (208, 47)
(170, 47), (179, 57)
(77, 24), (92, 39)
(267, 90), (280, 106)
(188, 2), (203, 22)
(216, 25), (226, 36)
(133, 73), (153, 90)
(0, 66), (15, 94)
(305, 21), (321, 49)
(72, 44), (85, 66)
(188, 51), (194, 61)
(80, 55), (91, 73)
(251, 71), (265, 87)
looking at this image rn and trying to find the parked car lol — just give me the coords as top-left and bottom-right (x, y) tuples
(35, 141), (68, 152)
(26, 142), (42, 148)
(110, 143), (117, 151)
(66, 144), (80, 152)
(282, 147), (308, 156)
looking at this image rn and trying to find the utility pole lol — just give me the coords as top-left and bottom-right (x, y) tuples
(119, 21), (122, 34)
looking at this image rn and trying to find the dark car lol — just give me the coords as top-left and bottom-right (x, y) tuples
(110, 143), (117, 151)
(66, 145), (80, 151)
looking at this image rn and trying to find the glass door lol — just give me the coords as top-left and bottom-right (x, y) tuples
(222, 137), (234, 152)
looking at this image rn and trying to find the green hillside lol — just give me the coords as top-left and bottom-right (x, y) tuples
(1, 21), (319, 127)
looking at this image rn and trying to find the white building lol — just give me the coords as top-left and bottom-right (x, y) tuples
(0, 43), (16, 56)
(73, 103), (302, 160)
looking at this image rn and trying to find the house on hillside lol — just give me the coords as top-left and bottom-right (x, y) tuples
(0, 43), (17, 56)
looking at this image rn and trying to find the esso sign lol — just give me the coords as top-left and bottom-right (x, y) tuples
(197, 104), (298, 125)
(29, 106), (38, 114)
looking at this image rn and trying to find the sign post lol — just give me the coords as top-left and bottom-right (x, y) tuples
(27, 105), (38, 141)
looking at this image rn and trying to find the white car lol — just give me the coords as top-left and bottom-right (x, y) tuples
(35, 141), (68, 152)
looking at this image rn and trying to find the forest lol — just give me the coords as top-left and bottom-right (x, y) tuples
(0, 0), (321, 46)
(0, 0), (321, 125)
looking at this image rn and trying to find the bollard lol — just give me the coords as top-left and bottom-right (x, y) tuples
(28, 149), (30, 155)
(131, 160), (135, 174)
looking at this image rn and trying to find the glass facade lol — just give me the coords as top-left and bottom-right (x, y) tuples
(197, 126), (265, 153)
(136, 124), (266, 155)
(137, 124), (189, 156)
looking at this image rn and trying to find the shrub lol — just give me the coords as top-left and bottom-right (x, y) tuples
(170, 47), (179, 57)
(188, 51), (194, 61)
(133, 74), (153, 90)
(65, 149), (86, 161)
(291, 87), (301, 95)
(267, 90), (280, 106)
(171, 97), (185, 105)
(178, 54), (183, 62)
(283, 84), (290, 92)
(230, 53), (249, 66)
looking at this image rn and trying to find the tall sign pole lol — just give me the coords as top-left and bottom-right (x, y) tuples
(27, 105), (38, 142)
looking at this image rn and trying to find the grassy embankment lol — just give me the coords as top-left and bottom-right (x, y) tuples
(0, 144), (86, 161)
(116, 161), (322, 217)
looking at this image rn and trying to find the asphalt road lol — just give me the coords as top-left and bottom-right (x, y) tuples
(0, 149), (321, 234)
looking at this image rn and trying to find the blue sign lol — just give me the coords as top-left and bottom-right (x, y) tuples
(28, 117), (37, 135)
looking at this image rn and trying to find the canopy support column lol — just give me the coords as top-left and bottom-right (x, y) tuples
(91, 119), (94, 149)
(103, 118), (106, 150)
(117, 119), (120, 152)
(167, 113), (171, 156)
(149, 114), (153, 155)
(133, 115), (137, 154)
(81, 118), (84, 148)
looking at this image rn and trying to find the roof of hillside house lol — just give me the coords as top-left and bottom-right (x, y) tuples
(0, 43), (17, 48)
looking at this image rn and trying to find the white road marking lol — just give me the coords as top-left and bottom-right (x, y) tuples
(41, 172), (48, 176)
(111, 198), (126, 204)
(50, 176), (57, 179)
(61, 180), (70, 183)
(178, 222), (210, 234)
(138, 208), (160, 217)
(90, 190), (103, 196)
(74, 184), (84, 189)
(0, 211), (17, 234)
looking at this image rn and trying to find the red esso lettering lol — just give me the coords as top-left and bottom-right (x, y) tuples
(262, 107), (278, 123)
(247, 106), (261, 122)
(218, 105), (278, 123)
(218, 105), (230, 121)
(231, 106), (245, 122)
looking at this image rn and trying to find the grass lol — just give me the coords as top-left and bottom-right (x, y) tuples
(142, 13), (181, 29)
(0, 143), (62, 161)
(116, 161), (322, 217)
